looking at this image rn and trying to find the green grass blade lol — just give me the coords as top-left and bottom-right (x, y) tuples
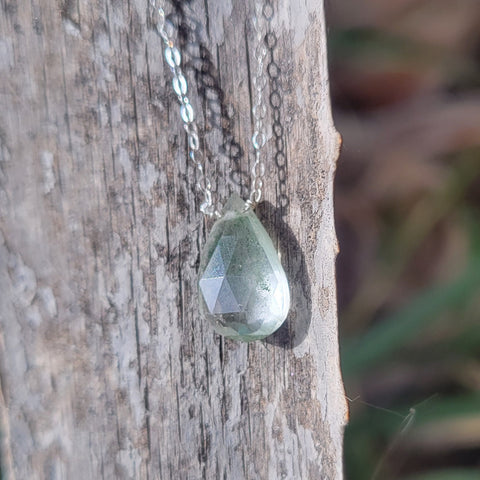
(402, 469), (480, 480)
(341, 256), (480, 378)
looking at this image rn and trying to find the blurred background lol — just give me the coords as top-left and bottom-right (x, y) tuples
(326, 1), (480, 479)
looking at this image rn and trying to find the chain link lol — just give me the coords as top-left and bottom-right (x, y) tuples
(150, 0), (220, 217)
(151, 0), (270, 216)
(247, 1), (269, 208)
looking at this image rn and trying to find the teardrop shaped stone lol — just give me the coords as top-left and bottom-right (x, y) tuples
(198, 193), (290, 341)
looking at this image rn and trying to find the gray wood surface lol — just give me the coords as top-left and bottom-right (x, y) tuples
(0, 0), (346, 478)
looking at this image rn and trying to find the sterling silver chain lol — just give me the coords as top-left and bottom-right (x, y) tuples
(150, 0), (269, 218)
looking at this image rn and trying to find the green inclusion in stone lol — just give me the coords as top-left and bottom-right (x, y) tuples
(198, 193), (290, 342)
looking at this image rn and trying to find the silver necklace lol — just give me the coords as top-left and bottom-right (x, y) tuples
(152, 1), (290, 341)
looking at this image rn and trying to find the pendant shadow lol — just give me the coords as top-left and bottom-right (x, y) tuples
(256, 201), (312, 349)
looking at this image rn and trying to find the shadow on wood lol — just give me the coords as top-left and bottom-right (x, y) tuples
(257, 200), (312, 348)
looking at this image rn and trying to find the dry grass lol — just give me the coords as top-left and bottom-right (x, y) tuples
(328, 0), (480, 478)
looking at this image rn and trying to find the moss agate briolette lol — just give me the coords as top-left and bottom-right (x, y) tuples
(198, 193), (290, 342)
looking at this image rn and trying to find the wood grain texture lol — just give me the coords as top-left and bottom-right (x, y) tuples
(0, 0), (347, 478)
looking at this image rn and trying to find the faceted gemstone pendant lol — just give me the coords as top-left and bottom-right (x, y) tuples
(198, 193), (290, 342)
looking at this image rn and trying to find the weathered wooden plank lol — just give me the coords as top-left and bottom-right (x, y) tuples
(0, 0), (346, 478)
